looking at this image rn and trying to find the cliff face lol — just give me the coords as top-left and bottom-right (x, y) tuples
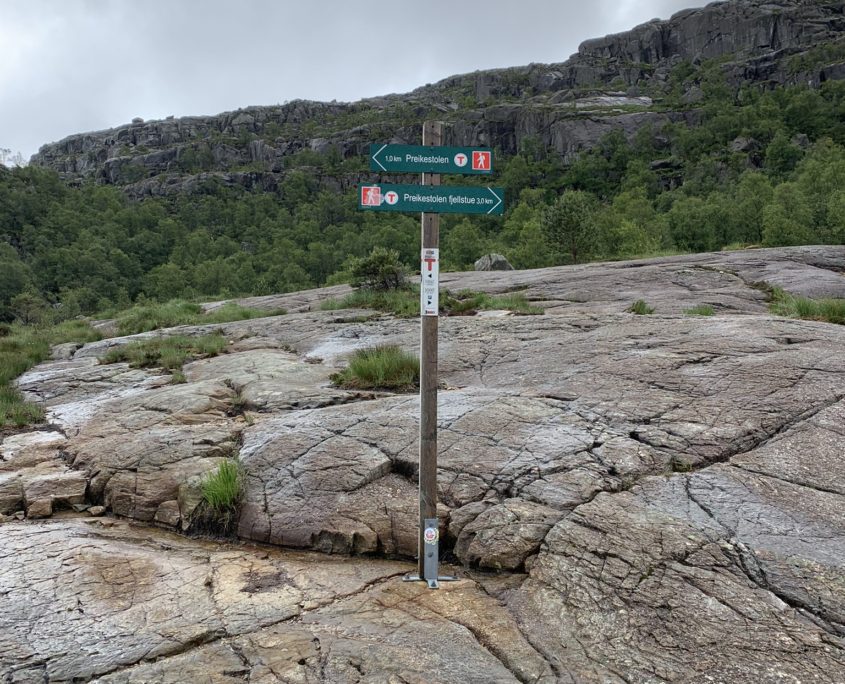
(30, 0), (845, 196)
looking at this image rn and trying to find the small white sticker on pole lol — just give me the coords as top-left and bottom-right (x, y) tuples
(421, 248), (439, 316)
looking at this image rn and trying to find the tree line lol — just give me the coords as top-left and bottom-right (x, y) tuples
(3, 76), (845, 323)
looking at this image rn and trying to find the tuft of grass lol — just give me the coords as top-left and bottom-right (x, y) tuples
(628, 300), (655, 315)
(170, 370), (187, 385)
(114, 299), (285, 336)
(202, 458), (243, 512)
(196, 458), (243, 534)
(331, 345), (420, 391)
(0, 385), (45, 427)
(320, 287), (542, 317)
(770, 288), (845, 325)
(442, 290), (543, 316)
(115, 300), (203, 335)
(203, 302), (287, 324)
(320, 288), (419, 318)
(684, 304), (715, 316)
(0, 320), (101, 428)
(101, 333), (228, 370)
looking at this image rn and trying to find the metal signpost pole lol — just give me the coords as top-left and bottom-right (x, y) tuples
(418, 121), (441, 585)
(400, 121), (456, 589)
(358, 128), (501, 588)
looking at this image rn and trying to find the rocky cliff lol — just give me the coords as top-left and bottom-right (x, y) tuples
(3, 246), (845, 682)
(29, 0), (845, 198)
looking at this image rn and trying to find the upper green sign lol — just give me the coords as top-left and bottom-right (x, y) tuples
(359, 184), (504, 215)
(370, 144), (494, 175)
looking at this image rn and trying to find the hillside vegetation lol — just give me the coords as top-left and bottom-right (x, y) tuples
(4, 55), (845, 323)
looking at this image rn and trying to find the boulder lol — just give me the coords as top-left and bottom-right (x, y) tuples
(474, 253), (514, 271)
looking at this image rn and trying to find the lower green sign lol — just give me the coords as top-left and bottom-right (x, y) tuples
(359, 184), (504, 215)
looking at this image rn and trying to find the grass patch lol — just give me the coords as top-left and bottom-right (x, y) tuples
(101, 333), (228, 370)
(627, 300), (655, 315)
(0, 320), (101, 428)
(442, 290), (543, 316)
(770, 288), (845, 325)
(683, 304), (715, 316)
(331, 345), (420, 391)
(320, 288), (419, 318)
(0, 385), (45, 427)
(196, 458), (243, 534)
(320, 287), (542, 317)
(202, 458), (242, 511)
(114, 299), (285, 336)
(204, 302), (286, 324)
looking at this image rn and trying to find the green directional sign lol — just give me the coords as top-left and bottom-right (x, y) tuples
(370, 144), (493, 174)
(359, 184), (504, 215)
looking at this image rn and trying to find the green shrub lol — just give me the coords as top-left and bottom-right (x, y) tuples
(348, 247), (408, 291)
(684, 305), (715, 316)
(331, 345), (420, 390)
(628, 300), (655, 315)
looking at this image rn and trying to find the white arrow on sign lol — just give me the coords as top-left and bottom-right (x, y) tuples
(486, 188), (503, 215)
(371, 144), (389, 171)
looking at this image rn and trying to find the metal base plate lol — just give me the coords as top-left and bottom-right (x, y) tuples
(402, 573), (458, 589)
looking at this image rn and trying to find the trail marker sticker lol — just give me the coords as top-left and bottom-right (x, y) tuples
(423, 526), (439, 544)
(421, 248), (439, 316)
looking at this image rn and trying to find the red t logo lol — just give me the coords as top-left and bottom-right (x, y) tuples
(472, 151), (490, 170)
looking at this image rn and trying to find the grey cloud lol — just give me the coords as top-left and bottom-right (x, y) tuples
(0, 0), (700, 160)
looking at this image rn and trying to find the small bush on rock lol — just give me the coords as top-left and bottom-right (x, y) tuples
(349, 247), (408, 291)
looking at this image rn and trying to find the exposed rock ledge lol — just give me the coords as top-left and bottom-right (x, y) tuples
(2, 246), (845, 682)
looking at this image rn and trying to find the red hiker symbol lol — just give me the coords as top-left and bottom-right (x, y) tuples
(361, 186), (382, 206)
(472, 151), (490, 171)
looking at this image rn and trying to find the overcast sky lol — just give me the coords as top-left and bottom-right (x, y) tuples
(1, 0), (702, 161)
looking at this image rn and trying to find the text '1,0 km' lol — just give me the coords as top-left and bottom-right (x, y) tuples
(370, 144), (493, 174)
(359, 184), (505, 215)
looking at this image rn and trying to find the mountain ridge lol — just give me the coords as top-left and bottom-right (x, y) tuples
(30, 0), (845, 196)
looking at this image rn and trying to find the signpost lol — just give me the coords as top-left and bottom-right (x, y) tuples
(359, 184), (504, 215)
(359, 124), (504, 589)
(370, 144), (493, 175)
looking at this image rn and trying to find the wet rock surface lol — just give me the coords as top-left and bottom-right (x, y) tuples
(2, 246), (845, 682)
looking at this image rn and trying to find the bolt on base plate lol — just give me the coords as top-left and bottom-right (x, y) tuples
(402, 573), (458, 589)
